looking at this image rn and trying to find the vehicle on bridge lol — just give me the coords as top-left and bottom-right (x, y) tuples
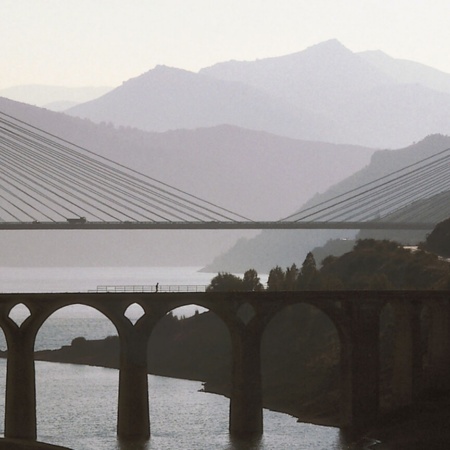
(66, 217), (86, 224)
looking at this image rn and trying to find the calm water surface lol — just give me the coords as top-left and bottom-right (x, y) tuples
(0, 267), (352, 450)
(0, 361), (348, 450)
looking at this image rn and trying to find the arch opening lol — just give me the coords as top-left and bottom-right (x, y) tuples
(8, 303), (31, 327)
(261, 302), (342, 427)
(34, 304), (120, 448)
(147, 304), (232, 437)
(124, 302), (145, 325)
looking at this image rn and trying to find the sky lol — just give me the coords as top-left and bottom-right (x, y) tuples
(2, 0), (450, 90)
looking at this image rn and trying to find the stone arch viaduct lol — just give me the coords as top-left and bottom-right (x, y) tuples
(0, 290), (449, 442)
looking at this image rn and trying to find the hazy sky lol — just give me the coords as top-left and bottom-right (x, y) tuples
(2, 0), (450, 90)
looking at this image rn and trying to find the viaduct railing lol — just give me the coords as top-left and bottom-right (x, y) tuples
(0, 290), (449, 443)
(92, 284), (208, 293)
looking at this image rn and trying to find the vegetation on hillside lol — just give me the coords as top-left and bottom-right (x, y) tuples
(421, 217), (450, 258)
(207, 238), (450, 292)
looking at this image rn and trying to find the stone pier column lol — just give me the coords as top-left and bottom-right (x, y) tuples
(5, 331), (37, 440)
(391, 302), (423, 407)
(410, 303), (423, 401)
(342, 299), (381, 432)
(117, 330), (150, 439)
(424, 301), (450, 391)
(229, 325), (263, 437)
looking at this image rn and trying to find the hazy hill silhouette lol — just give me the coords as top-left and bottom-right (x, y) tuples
(67, 64), (342, 142)
(359, 50), (450, 94)
(65, 40), (450, 148)
(202, 40), (393, 113)
(202, 40), (450, 148)
(203, 134), (450, 273)
(0, 85), (111, 111)
(0, 97), (374, 267)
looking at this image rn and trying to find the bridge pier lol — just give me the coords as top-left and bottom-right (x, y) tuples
(117, 329), (150, 440)
(424, 300), (450, 391)
(342, 299), (381, 432)
(229, 325), (263, 437)
(390, 302), (423, 407)
(4, 330), (37, 440)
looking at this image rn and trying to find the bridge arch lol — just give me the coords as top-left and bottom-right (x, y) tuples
(260, 295), (350, 427)
(34, 304), (120, 443)
(34, 303), (120, 349)
(147, 304), (232, 435)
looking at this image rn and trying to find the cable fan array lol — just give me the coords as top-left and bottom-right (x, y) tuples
(1, 109), (449, 228)
(0, 112), (251, 224)
(281, 147), (450, 224)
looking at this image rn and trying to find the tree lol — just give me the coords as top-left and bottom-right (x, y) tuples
(421, 217), (450, 257)
(242, 269), (264, 291)
(284, 264), (299, 290)
(206, 272), (244, 292)
(297, 252), (321, 289)
(267, 266), (285, 291)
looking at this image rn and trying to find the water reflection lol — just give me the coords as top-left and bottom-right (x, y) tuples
(116, 438), (151, 450)
(116, 435), (263, 450)
(225, 435), (263, 450)
(33, 360), (349, 449)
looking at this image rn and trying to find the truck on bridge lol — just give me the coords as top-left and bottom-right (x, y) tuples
(66, 217), (86, 224)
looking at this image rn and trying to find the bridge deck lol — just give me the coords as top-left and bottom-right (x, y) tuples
(0, 221), (435, 230)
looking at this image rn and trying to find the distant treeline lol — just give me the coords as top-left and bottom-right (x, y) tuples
(208, 236), (450, 292)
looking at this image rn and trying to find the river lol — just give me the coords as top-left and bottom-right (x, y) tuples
(0, 266), (353, 449)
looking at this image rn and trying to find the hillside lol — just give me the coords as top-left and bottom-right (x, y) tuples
(202, 134), (450, 273)
(0, 98), (375, 267)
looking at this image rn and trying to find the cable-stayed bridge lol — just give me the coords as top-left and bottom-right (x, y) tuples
(0, 111), (449, 231)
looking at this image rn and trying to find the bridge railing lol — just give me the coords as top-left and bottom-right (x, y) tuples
(92, 285), (208, 293)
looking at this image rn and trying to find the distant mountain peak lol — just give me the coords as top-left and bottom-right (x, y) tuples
(152, 64), (186, 73)
(133, 64), (193, 79)
(120, 65), (197, 89)
(299, 39), (360, 62)
(306, 38), (348, 51)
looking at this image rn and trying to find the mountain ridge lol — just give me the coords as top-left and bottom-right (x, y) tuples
(67, 64), (341, 142)
(65, 39), (450, 148)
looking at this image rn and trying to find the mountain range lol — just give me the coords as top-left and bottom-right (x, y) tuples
(66, 40), (450, 148)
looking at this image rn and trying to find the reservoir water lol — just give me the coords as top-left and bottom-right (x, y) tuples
(0, 267), (352, 450)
